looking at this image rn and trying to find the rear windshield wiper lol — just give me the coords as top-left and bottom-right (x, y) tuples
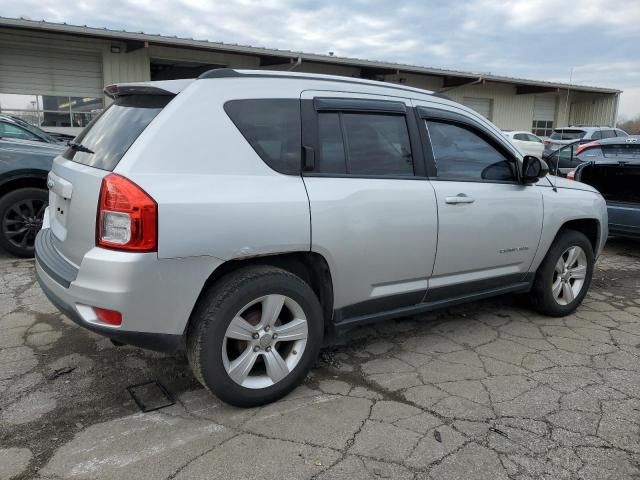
(67, 141), (94, 154)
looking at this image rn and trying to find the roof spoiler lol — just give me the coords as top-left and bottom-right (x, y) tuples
(104, 84), (177, 99)
(104, 79), (194, 99)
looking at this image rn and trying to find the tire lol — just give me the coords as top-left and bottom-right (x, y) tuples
(530, 229), (594, 317)
(0, 188), (48, 258)
(187, 265), (324, 407)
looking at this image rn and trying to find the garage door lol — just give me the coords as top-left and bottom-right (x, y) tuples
(0, 44), (102, 97)
(533, 96), (556, 121)
(463, 97), (492, 120)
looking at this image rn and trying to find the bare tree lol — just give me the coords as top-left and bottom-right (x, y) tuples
(619, 115), (640, 135)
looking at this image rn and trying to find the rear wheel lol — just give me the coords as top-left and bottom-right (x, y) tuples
(0, 188), (48, 258)
(187, 266), (324, 407)
(530, 229), (594, 316)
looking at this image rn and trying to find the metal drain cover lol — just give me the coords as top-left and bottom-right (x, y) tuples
(127, 380), (175, 413)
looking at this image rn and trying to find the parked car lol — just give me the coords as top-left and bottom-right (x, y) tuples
(543, 126), (628, 156)
(566, 136), (640, 238)
(35, 70), (607, 407)
(6, 115), (76, 143)
(502, 130), (544, 157)
(0, 115), (67, 256)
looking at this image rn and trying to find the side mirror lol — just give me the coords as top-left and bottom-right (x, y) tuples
(522, 155), (549, 183)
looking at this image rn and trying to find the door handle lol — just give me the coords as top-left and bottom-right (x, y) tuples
(445, 194), (475, 205)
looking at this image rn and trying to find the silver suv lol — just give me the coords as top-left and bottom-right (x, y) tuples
(35, 69), (608, 406)
(544, 126), (628, 155)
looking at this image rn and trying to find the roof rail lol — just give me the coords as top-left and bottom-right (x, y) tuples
(196, 68), (442, 99)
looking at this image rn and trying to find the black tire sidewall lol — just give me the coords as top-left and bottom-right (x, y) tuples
(0, 188), (48, 257)
(533, 230), (594, 316)
(191, 267), (324, 407)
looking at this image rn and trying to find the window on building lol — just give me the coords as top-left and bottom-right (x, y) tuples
(426, 121), (516, 182)
(224, 99), (302, 175)
(0, 93), (103, 129)
(532, 120), (554, 138)
(316, 112), (414, 176)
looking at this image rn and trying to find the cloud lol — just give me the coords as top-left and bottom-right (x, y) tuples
(4, 0), (640, 118)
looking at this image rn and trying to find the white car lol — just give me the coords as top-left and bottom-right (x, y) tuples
(503, 130), (544, 158)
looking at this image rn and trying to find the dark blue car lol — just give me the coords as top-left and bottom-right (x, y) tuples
(569, 136), (640, 239)
(0, 115), (67, 256)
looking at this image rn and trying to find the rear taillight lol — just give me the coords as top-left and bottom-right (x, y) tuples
(97, 174), (157, 252)
(567, 170), (576, 180)
(575, 141), (600, 156)
(544, 140), (551, 145)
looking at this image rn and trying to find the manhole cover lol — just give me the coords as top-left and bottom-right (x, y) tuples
(127, 380), (175, 413)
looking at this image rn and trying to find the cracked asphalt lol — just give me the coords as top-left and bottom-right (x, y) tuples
(1, 238), (640, 480)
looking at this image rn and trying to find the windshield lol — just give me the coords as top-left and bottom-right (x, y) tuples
(62, 94), (172, 171)
(550, 129), (586, 140)
(7, 117), (57, 143)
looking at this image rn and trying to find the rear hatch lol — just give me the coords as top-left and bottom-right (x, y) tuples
(578, 160), (640, 235)
(47, 90), (175, 267)
(578, 160), (640, 204)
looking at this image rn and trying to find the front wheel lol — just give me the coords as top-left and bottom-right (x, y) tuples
(187, 266), (324, 407)
(530, 229), (594, 317)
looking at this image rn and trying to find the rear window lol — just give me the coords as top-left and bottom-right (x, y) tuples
(224, 99), (301, 175)
(63, 95), (171, 171)
(550, 129), (586, 140)
(602, 143), (640, 157)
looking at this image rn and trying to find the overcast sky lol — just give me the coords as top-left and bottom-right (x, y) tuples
(5, 0), (640, 120)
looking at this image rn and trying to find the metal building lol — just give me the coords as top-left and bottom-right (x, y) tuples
(0, 17), (621, 136)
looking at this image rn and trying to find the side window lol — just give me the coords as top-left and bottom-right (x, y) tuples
(316, 112), (414, 176)
(224, 99), (301, 175)
(527, 134), (543, 143)
(600, 130), (616, 139)
(0, 122), (40, 141)
(513, 133), (527, 141)
(615, 129), (628, 137)
(426, 121), (516, 182)
(317, 113), (347, 174)
(591, 130), (602, 140)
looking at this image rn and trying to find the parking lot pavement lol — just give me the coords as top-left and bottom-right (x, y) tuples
(1, 240), (639, 480)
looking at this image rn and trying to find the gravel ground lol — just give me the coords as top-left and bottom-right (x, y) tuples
(1, 238), (639, 480)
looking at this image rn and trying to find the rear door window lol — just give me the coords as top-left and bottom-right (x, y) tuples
(63, 95), (172, 171)
(224, 99), (301, 175)
(600, 130), (616, 139)
(316, 112), (414, 176)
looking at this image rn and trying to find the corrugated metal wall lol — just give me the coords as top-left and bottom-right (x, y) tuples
(570, 94), (618, 126)
(446, 82), (535, 131)
(0, 30), (104, 97)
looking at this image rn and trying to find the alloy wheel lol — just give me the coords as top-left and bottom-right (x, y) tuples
(222, 294), (309, 389)
(2, 198), (47, 251)
(551, 245), (588, 306)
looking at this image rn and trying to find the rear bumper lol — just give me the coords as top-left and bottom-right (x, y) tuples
(608, 202), (640, 238)
(36, 272), (182, 352)
(34, 228), (223, 352)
